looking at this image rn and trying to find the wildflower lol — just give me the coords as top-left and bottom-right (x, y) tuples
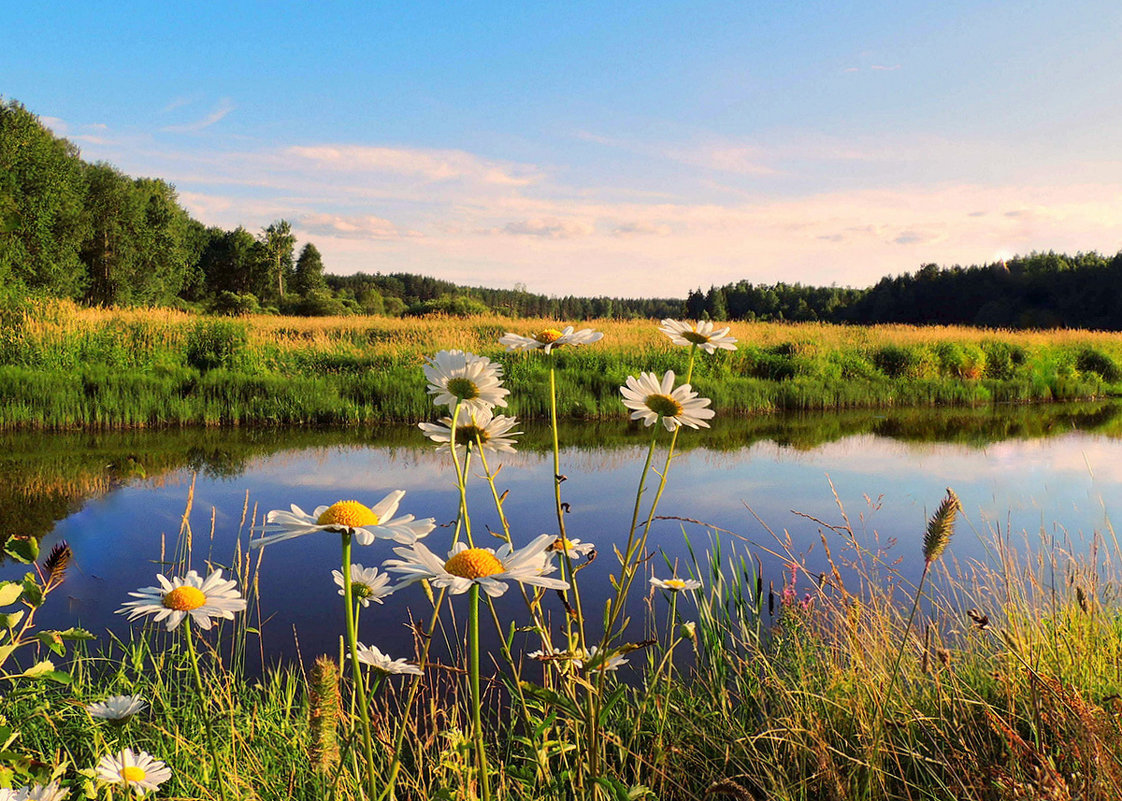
(679, 621), (697, 641)
(620, 370), (715, 432)
(0, 783), (68, 801)
(658, 319), (738, 353)
(547, 536), (595, 558)
(332, 564), (394, 607)
(86, 694), (147, 723)
(499, 325), (603, 354)
(95, 748), (171, 795)
(418, 406), (521, 457)
(423, 350), (509, 415)
(576, 646), (628, 672)
(117, 569), (245, 632)
(650, 576), (702, 592)
(254, 491), (435, 549)
(355, 643), (422, 676)
(384, 534), (569, 598)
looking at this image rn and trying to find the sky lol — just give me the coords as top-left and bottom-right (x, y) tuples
(5, 0), (1122, 297)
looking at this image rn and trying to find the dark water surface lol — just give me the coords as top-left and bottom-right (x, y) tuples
(5, 402), (1122, 669)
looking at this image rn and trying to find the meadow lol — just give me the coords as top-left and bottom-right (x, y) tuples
(3, 300), (1122, 429)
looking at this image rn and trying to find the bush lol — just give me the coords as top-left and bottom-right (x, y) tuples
(208, 291), (261, 316)
(185, 320), (248, 371)
(1075, 347), (1122, 381)
(872, 345), (935, 379)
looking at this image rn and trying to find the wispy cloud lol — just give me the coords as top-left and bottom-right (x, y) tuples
(161, 98), (235, 133)
(295, 212), (420, 240)
(499, 218), (595, 238)
(285, 144), (541, 186)
(40, 116), (67, 134)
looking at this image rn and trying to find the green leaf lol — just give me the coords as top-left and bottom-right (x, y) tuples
(19, 576), (42, 608)
(36, 631), (64, 656)
(0, 581), (21, 607)
(56, 627), (96, 641)
(19, 659), (57, 679)
(0, 610), (25, 629)
(0, 644), (16, 667)
(3, 537), (39, 563)
(519, 681), (582, 718)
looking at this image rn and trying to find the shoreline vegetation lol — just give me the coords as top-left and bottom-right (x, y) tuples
(4, 300), (1122, 430)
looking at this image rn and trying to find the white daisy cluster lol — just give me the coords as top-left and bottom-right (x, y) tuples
(650, 576), (702, 592)
(355, 643), (422, 676)
(0, 783), (68, 801)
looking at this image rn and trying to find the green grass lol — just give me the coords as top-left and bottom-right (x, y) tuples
(3, 301), (1122, 429)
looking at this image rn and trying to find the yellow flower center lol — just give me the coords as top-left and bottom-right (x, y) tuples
(444, 548), (505, 579)
(162, 586), (206, 611)
(120, 766), (147, 783)
(317, 501), (379, 528)
(682, 331), (710, 345)
(456, 424), (489, 443)
(534, 328), (564, 344)
(665, 579), (688, 590)
(644, 393), (684, 418)
(550, 537), (575, 552)
(445, 377), (481, 400)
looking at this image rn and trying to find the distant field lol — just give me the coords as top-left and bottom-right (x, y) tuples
(3, 300), (1122, 428)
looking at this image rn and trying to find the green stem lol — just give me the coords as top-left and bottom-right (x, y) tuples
(447, 401), (475, 547)
(342, 532), (378, 801)
(469, 585), (492, 801)
(183, 619), (228, 800)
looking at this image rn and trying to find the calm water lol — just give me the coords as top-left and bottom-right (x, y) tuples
(4, 402), (1122, 669)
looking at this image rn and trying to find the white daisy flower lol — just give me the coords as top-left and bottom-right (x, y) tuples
(526, 647), (566, 661)
(332, 564), (394, 607)
(575, 646), (628, 672)
(547, 536), (595, 559)
(384, 534), (569, 598)
(117, 570), (245, 632)
(418, 406), (521, 457)
(423, 349), (509, 415)
(95, 748), (171, 795)
(650, 576), (702, 592)
(658, 319), (738, 353)
(86, 694), (147, 723)
(253, 492), (435, 549)
(620, 370), (715, 432)
(0, 783), (68, 801)
(499, 325), (603, 354)
(355, 643), (422, 676)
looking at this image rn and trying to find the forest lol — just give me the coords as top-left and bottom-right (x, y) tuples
(5, 97), (1122, 328)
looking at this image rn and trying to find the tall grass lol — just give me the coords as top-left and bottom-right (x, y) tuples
(3, 300), (1122, 429)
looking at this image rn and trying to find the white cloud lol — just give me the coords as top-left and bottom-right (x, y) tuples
(162, 98), (235, 133)
(284, 144), (541, 186)
(500, 218), (595, 238)
(40, 116), (67, 134)
(296, 212), (419, 240)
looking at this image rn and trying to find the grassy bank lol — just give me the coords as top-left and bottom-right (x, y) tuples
(4, 301), (1122, 428)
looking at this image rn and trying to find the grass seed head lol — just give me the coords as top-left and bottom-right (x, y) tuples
(922, 488), (961, 565)
(308, 656), (341, 773)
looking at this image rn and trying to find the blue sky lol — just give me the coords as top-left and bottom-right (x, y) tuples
(5, 1), (1122, 296)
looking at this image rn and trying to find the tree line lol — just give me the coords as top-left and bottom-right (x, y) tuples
(6, 97), (1122, 328)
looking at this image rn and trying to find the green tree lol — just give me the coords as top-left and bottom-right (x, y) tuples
(292, 242), (326, 296)
(259, 219), (296, 302)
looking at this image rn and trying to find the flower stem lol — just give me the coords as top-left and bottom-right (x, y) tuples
(183, 619), (228, 800)
(468, 584), (492, 801)
(341, 532), (378, 801)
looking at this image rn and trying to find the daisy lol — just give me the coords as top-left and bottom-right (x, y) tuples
(0, 783), (68, 801)
(253, 491), (435, 549)
(117, 569), (245, 632)
(423, 350), (509, 415)
(650, 576), (702, 592)
(499, 325), (603, 354)
(547, 536), (595, 558)
(384, 534), (569, 598)
(658, 319), (738, 354)
(620, 370), (715, 432)
(332, 564), (394, 607)
(95, 748), (171, 795)
(575, 646), (628, 672)
(86, 694), (147, 723)
(355, 643), (422, 676)
(418, 406), (521, 457)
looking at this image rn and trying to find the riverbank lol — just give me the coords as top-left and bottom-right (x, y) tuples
(4, 300), (1122, 429)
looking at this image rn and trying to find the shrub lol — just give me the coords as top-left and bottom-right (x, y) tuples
(1075, 347), (1122, 381)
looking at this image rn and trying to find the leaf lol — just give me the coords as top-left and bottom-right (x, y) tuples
(21, 574), (43, 608)
(3, 537), (39, 563)
(0, 581), (21, 607)
(56, 627), (96, 641)
(519, 681), (581, 718)
(36, 631), (64, 656)
(20, 659), (58, 679)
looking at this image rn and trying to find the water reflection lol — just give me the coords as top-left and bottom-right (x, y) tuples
(4, 402), (1122, 670)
